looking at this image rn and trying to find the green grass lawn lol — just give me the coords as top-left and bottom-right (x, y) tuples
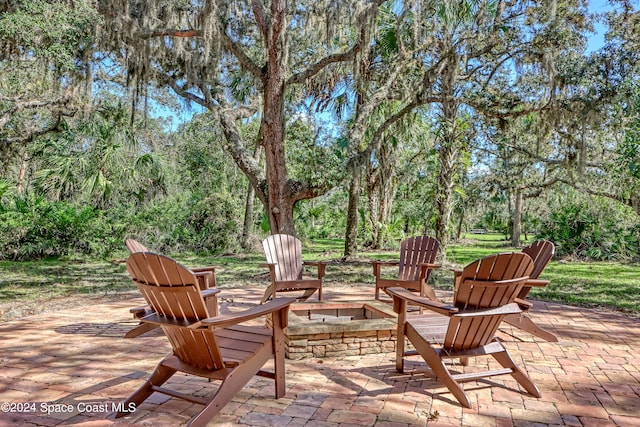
(1, 233), (638, 320)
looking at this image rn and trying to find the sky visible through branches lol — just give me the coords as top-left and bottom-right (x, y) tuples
(149, 0), (615, 131)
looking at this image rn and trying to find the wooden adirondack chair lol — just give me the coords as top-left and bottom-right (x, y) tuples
(125, 239), (218, 290)
(388, 252), (541, 408)
(261, 234), (327, 303)
(372, 235), (441, 301)
(117, 252), (295, 427)
(124, 239), (220, 338)
(502, 240), (557, 342)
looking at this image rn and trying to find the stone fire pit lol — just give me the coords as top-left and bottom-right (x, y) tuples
(282, 300), (398, 359)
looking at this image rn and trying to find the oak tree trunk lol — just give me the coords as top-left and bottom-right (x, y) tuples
(259, 0), (295, 235)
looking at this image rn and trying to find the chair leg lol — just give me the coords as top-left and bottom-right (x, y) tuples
(271, 314), (287, 398)
(124, 323), (158, 339)
(503, 313), (558, 342)
(407, 327), (472, 408)
(205, 294), (219, 317)
(423, 284), (437, 301)
(116, 358), (177, 417)
(299, 288), (317, 301)
(491, 347), (541, 398)
(188, 346), (274, 427)
(261, 284), (275, 304)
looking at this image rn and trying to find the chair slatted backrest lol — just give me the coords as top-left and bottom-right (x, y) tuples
(522, 240), (555, 280)
(125, 252), (223, 370)
(445, 252), (534, 351)
(125, 239), (150, 253)
(398, 236), (439, 281)
(263, 234), (303, 282)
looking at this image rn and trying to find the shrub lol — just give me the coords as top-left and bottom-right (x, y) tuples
(0, 191), (244, 260)
(124, 192), (242, 255)
(536, 195), (640, 260)
(0, 195), (100, 260)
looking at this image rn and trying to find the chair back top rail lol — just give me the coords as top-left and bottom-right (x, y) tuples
(263, 234), (304, 281)
(398, 235), (439, 281)
(125, 239), (150, 253)
(522, 240), (555, 280)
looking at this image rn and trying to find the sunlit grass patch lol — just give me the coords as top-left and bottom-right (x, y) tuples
(536, 261), (640, 314)
(0, 259), (132, 303)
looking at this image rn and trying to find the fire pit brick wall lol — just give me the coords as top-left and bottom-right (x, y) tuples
(285, 328), (398, 359)
(272, 301), (404, 360)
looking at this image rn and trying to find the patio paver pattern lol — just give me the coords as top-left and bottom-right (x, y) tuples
(1, 285), (639, 426)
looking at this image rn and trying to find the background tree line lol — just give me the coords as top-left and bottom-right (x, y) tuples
(0, 0), (639, 261)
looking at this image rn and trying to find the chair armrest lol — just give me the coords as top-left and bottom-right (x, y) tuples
(514, 297), (533, 309)
(194, 271), (214, 277)
(372, 261), (400, 267)
(371, 260), (399, 277)
(524, 279), (550, 287)
(191, 266), (217, 273)
(303, 261), (327, 266)
(387, 287), (458, 316)
(259, 263), (277, 270)
(303, 261), (327, 279)
(259, 263), (276, 267)
(419, 262), (441, 278)
(422, 263), (441, 269)
(193, 269), (216, 290)
(201, 288), (221, 298)
(202, 297), (296, 330)
(260, 263), (278, 281)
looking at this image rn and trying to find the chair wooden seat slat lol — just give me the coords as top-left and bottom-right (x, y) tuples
(124, 239), (220, 337)
(372, 235), (441, 302)
(389, 252), (541, 408)
(116, 252), (294, 426)
(261, 234), (326, 303)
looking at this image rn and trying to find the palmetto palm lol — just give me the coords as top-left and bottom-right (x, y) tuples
(35, 102), (166, 208)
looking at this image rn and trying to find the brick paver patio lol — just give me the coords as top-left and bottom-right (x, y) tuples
(1, 285), (638, 426)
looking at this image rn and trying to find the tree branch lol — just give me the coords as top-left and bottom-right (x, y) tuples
(210, 92), (267, 203)
(287, 45), (360, 85)
(4, 113), (67, 146)
(464, 97), (553, 120)
(288, 179), (332, 204)
(1, 97), (71, 128)
(140, 27), (264, 80)
(142, 29), (201, 38)
(155, 72), (209, 109)
(251, 0), (269, 41)
(557, 178), (640, 215)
